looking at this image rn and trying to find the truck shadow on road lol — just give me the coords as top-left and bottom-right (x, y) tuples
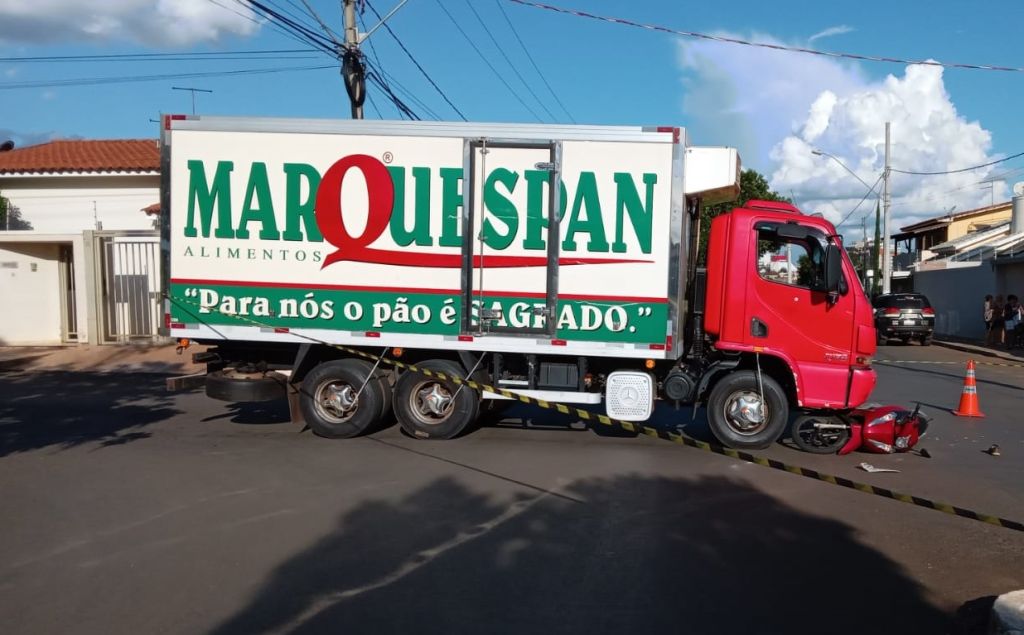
(0, 370), (182, 457)
(209, 474), (949, 635)
(484, 401), (718, 443)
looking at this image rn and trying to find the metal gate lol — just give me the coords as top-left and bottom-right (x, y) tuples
(58, 244), (78, 342)
(99, 235), (161, 342)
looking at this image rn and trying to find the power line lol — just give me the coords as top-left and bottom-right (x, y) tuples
(434, 0), (542, 121)
(363, 59), (432, 120)
(240, 0), (338, 54)
(835, 173), (884, 228)
(494, 0), (574, 122)
(213, 0), (324, 50)
(0, 50), (319, 63)
(461, 0), (556, 121)
(296, 0), (343, 45)
(0, 64), (335, 90)
(364, 0), (467, 121)
(505, 0), (1024, 74)
(891, 151), (1024, 176)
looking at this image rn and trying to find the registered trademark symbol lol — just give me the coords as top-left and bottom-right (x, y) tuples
(382, 151), (393, 164)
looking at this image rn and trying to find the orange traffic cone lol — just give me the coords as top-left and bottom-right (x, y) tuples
(953, 359), (985, 418)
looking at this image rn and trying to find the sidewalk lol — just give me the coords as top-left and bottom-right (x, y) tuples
(0, 343), (206, 374)
(934, 337), (1024, 363)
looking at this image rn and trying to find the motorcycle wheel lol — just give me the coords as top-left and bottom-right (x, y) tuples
(790, 415), (850, 454)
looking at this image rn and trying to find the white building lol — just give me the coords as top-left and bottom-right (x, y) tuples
(0, 139), (160, 345)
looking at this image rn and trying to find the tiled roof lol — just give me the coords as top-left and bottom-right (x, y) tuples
(0, 139), (159, 175)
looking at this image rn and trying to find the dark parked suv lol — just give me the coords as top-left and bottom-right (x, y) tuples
(872, 293), (934, 345)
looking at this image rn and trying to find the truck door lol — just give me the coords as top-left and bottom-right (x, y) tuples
(748, 221), (856, 405)
(462, 139), (561, 336)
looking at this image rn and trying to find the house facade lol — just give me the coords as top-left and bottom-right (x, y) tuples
(0, 140), (160, 345)
(895, 198), (1024, 340)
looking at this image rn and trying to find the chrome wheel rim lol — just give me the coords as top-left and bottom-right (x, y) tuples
(314, 380), (359, 424)
(409, 380), (454, 426)
(722, 389), (768, 436)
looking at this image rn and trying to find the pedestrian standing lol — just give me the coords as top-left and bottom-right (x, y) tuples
(1005, 295), (1021, 348)
(992, 295), (1005, 346)
(984, 294), (995, 344)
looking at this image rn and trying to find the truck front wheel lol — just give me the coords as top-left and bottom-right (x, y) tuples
(706, 370), (788, 449)
(300, 359), (386, 439)
(394, 360), (480, 440)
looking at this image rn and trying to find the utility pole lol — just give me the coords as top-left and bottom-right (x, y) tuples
(881, 121), (892, 294)
(341, 0), (365, 119)
(861, 215), (868, 285)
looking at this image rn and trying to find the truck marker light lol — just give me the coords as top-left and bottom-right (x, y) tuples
(648, 343), (666, 350)
(177, 338), (191, 348)
(164, 114), (186, 130)
(753, 346), (764, 352)
(274, 327), (290, 333)
(644, 359), (656, 369)
(392, 347), (404, 358)
(164, 312), (172, 328)
(551, 339), (567, 346)
(365, 331), (381, 338)
(170, 322), (186, 330)
(458, 335), (474, 342)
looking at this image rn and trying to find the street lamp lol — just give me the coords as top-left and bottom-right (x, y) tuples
(811, 149), (875, 193)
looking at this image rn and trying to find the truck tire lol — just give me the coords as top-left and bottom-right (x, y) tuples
(394, 360), (479, 440)
(300, 359), (385, 439)
(706, 370), (788, 449)
(206, 369), (287, 402)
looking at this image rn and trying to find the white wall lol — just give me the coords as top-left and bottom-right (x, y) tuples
(0, 242), (62, 345)
(0, 174), (158, 233)
(914, 263), (996, 339)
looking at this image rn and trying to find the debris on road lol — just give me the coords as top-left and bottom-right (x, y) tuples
(986, 444), (1002, 457)
(858, 462), (901, 473)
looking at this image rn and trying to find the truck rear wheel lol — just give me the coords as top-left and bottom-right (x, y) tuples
(394, 360), (479, 440)
(300, 359), (386, 439)
(706, 370), (788, 449)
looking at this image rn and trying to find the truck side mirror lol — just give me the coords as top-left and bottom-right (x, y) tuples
(824, 244), (843, 294)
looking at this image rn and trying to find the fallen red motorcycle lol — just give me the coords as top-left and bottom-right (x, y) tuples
(789, 404), (931, 455)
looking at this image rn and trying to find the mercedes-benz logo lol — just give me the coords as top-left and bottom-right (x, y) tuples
(620, 386), (640, 406)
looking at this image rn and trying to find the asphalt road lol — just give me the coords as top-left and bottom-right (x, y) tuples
(1, 343), (1022, 634)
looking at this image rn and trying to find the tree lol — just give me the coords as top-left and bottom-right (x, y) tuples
(697, 169), (789, 264)
(0, 192), (32, 230)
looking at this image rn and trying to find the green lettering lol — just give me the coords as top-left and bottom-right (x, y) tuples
(523, 170), (567, 251)
(185, 160), (234, 238)
(562, 172), (609, 252)
(282, 163), (322, 242)
(389, 166), (432, 247)
(235, 163), (280, 240)
(439, 167), (463, 247)
(482, 168), (519, 250)
(612, 173), (657, 254)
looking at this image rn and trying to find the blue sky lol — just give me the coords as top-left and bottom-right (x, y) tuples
(2, 0), (1023, 231)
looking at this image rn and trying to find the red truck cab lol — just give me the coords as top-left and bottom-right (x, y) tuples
(703, 200), (876, 415)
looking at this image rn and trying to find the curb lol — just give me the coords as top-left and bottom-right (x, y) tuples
(934, 340), (1024, 363)
(991, 590), (1024, 634)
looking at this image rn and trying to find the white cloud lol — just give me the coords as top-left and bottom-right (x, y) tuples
(808, 25), (854, 43)
(676, 34), (867, 170)
(771, 63), (1005, 231)
(0, 0), (260, 46)
(676, 33), (1007, 232)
